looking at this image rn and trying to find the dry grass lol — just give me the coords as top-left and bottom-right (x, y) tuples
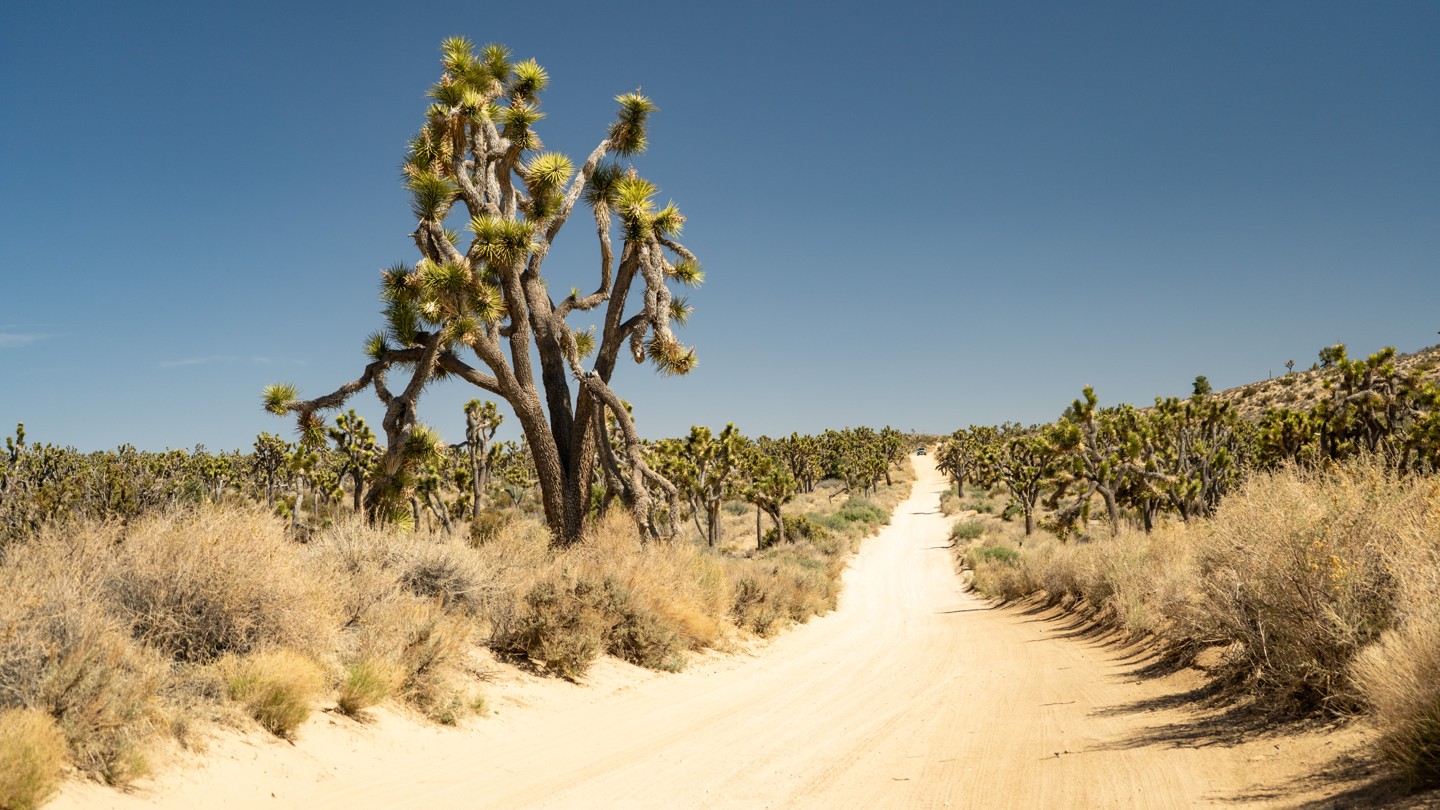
(1352, 607), (1440, 784)
(224, 650), (326, 739)
(0, 708), (68, 810)
(960, 458), (1440, 783)
(106, 507), (341, 664)
(0, 458), (917, 793)
(0, 538), (163, 784)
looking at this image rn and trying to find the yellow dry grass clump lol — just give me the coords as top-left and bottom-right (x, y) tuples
(223, 650), (326, 739)
(0, 707), (68, 810)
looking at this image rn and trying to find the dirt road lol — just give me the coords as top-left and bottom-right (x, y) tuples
(58, 456), (1367, 809)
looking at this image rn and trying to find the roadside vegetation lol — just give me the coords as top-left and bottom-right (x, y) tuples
(943, 340), (1440, 788)
(0, 417), (913, 803)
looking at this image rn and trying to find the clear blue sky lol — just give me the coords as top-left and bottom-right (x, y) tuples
(3, 1), (1437, 451)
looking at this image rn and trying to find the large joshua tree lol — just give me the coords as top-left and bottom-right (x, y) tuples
(263, 38), (701, 544)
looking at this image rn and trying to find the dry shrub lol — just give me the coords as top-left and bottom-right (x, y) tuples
(398, 539), (496, 616)
(965, 537), (1043, 602)
(729, 547), (835, 636)
(0, 539), (163, 784)
(497, 575), (615, 678)
(106, 507), (339, 663)
(1352, 607), (1440, 784)
(1191, 462), (1419, 713)
(0, 707), (68, 810)
(497, 512), (734, 676)
(1350, 491), (1440, 783)
(224, 650), (325, 739)
(352, 596), (475, 719)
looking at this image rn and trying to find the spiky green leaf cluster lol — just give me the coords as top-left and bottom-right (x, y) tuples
(646, 336), (697, 376)
(262, 383), (299, 415)
(609, 93), (655, 156)
(469, 215), (535, 267)
(408, 173), (458, 221)
(509, 59), (548, 102)
(669, 259), (705, 287)
(573, 327), (596, 360)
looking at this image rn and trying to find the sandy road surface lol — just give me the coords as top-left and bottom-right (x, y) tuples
(58, 457), (1370, 809)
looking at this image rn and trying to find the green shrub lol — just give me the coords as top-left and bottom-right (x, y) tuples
(966, 545), (1020, 567)
(763, 514), (832, 547)
(0, 708), (67, 810)
(335, 658), (403, 718)
(950, 519), (986, 542)
(835, 498), (888, 526)
(722, 500), (752, 516)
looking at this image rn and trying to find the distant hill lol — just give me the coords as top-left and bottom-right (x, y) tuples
(1210, 344), (1440, 419)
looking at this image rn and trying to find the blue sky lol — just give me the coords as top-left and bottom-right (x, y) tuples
(2, 1), (1437, 451)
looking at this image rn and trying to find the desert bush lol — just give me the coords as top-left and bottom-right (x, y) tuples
(0, 542), (163, 784)
(105, 507), (339, 663)
(729, 548), (836, 636)
(722, 500), (752, 516)
(1352, 607), (1440, 784)
(496, 575), (614, 679)
(763, 514), (832, 547)
(496, 512), (735, 676)
(348, 595), (475, 719)
(951, 519), (986, 542)
(335, 657), (404, 718)
(1350, 498), (1440, 783)
(835, 497), (888, 527)
(966, 544), (1019, 566)
(224, 649), (325, 739)
(467, 507), (513, 546)
(398, 539), (495, 615)
(0, 708), (67, 810)
(1189, 462), (1414, 713)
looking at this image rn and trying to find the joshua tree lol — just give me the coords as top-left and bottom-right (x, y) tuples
(1048, 389), (1133, 536)
(1285, 359), (1296, 375)
(653, 424), (747, 547)
(264, 38), (701, 544)
(461, 399), (503, 519)
(327, 410), (379, 512)
(744, 451), (796, 548)
(251, 433), (290, 507)
(1318, 343), (1346, 369)
(979, 426), (1058, 537)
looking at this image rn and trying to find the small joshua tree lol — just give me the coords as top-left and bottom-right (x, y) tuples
(1285, 359), (1296, 376)
(461, 399), (502, 519)
(264, 38), (702, 544)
